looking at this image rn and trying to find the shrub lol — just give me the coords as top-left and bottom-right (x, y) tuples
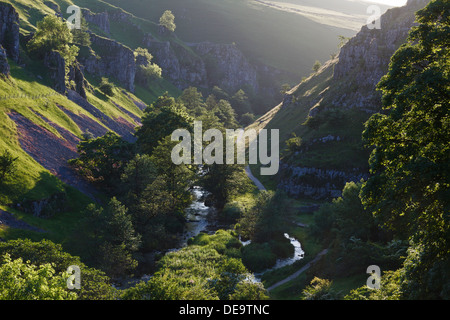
(241, 242), (277, 272)
(99, 78), (114, 96)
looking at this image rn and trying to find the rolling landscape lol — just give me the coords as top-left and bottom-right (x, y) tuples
(0, 0), (448, 308)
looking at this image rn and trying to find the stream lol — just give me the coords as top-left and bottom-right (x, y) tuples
(121, 186), (305, 288)
(181, 187), (305, 277)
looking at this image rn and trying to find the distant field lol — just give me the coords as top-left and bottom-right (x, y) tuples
(252, 0), (368, 31)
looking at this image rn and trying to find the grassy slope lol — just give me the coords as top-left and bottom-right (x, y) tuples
(0, 0), (176, 245)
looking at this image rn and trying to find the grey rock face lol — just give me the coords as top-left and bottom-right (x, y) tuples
(44, 50), (66, 93)
(330, 0), (430, 112)
(0, 45), (9, 75)
(0, 2), (20, 62)
(143, 34), (207, 89)
(278, 163), (369, 200)
(81, 34), (136, 92)
(194, 42), (259, 94)
(82, 8), (110, 34)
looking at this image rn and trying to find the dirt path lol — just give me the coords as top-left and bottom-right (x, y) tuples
(267, 249), (329, 291)
(245, 166), (266, 191)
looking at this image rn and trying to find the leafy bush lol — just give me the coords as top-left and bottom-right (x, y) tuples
(98, 77), (115, 96)
(241, 242), (277, 272)
(0, 150), (18, 181)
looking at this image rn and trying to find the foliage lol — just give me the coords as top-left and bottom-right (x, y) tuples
(344, 269), (403, 300)
(231, 89), (252, 115)
(78, 198), (141, 279)
(71, 17), (92, 47)
(0, 253), (76, 300)
(122, 230), (268, 300)
(69, 132), (134, 193)
(0, 149), (18, 181)
(99, 77), (115, 96)
(312, 60), (322, 73)
(283, 133), (302, 158)
(135, 93), (193, 155)
(135, 47), (162, 85)
(0, 239), (117, 300)
(27, 15), (79, 67)
(240, 113), (255, 127)
(361, 0), (449, 299)
(202, 163), (253, 210)
(159, 10), (176, 32)
(302, 277), (340, 300)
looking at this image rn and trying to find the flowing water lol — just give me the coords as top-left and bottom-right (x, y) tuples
(182, 187), (305, 277)
(178, 186), (215, 247)
(124, 186), (305, 287)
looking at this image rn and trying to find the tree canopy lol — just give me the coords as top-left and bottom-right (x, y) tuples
(361, 0), (449, 299)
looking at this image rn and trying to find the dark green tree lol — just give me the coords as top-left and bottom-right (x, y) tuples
(69, 132), (134, 193)
(27, 15), (79, 65)
(135, 93), (193, 155)
(361, 0), (449, 299)
(81, 198), (141, 279)
(0, 150), (18, 181)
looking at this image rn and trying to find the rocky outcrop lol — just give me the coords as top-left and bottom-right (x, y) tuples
(68, 62), (89, 99)
(82, 8), (110, 34)
(330, 0), (429, 112)
(17, 193), (68, 219)
(276, 1), (431, 200)
(194, 42), (259, 94)
(0, 44), (9, 75)
(43, 50), (89, 98)
(80, 34), (136, 92)
(44, 50), (66, 93)
(143, 34), (207, 89)
(278, 163), (369, 200)
(143, 35), (261, 93)
(0, 2), (20, 63)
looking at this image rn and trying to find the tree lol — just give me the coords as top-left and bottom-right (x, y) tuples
(231, 89), (252, 115)
(149, 136), (194, 213)
(81, 198), (141, 279)
(0, 239), (118, 300)
(240, 113), (255, 127)
(0, 150), (18, 181)
(302, 277), (340, 300)
(134, 48), (162, 86)
(215, 100), (239, 129)
(99, 77), (115, 96)
(136, 93), (193, 155)
(120, 154), (157, 200)
(0, 254), (77, 300)
(283, 133), (302, 157)
(27, 15), (79, 66)
(159, 10), (176, 33)
(312, 60), (322, 73)
(361, 0), (449, 299)
(69, 132), (134, 193)
(71, 17), (91, 47)
(280, 83), (291, 95)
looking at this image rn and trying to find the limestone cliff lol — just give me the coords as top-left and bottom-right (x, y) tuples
(0, 2), (19, 65)
(275, 0), (431, 200)
(80, 34), (136, 92)
(142, 34), (208, 89)
(194, 42), (259, 94)
(82, 8), (110, 35)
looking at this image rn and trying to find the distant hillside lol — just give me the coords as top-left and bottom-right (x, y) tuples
(102, 0), (379, 81)
(248, 0), (430, 200)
